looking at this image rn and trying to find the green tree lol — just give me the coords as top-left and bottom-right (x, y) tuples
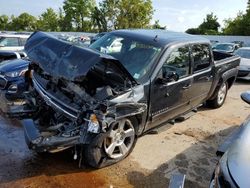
(152, 20), (166, 29)
(0, 15), (9, 30)
(63, 0), (96, 31)
(37, 8), (60, 31)
(91, 6), (107, 32)
(99, 0), (120, 30)
(116, 0), (153, 29)
(199, 13), (220, 33)
(10, 13), (37, 31)
(186, 13), (220, 35)
(97, 0), (153, 31)
(185, 28), (202, 34)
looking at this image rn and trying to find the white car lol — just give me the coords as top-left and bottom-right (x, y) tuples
(0, 34), (30, 51)
(234, 47), (250, 78)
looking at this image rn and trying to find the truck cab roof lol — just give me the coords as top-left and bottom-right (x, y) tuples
(110, 29), (210, 48)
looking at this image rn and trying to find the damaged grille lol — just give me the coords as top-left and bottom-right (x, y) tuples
(33, 73), (79, 119)
(0, 76), (7, 89)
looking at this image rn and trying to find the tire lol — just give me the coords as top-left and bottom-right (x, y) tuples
(207, 81), (228, 108)
(84, 117), (138, 168)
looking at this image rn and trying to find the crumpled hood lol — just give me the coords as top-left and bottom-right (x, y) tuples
(25, 31), (136, 83)
(0, 59), (29, 74)
(227, 116), (250, 187)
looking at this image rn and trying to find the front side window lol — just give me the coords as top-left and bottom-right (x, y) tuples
(0, 37), (19, 47)
(163, 46), (190, 78)
(192, 44), (211, 72)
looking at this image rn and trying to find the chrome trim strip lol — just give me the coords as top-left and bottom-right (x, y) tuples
(167, 68), (212, 86)
(14, 52), (21, 59)
(32, 78), (78, 119)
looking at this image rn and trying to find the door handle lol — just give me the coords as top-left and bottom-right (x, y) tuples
(182, 84), (191, 90)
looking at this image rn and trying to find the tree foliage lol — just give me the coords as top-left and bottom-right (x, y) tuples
(186, 13), (220, 35)
(222, 9), (250, 35)
(93, 0), (154, 31)
(0, 15), (9, 30)
(116, 0), (153, 29)
(37, 8), (60, 31)
(0, 0), (153, 32)
(63, 0), (96, 31)
(10, 13), (37, 31)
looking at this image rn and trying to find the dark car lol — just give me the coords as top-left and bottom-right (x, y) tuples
(0, 58), (29, 115)
(13, 30), (240, 168)
(210, 91), (250, 188)
(213, 43), (240, 54)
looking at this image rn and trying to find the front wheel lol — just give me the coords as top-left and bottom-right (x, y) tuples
(84, 117), (137, 168)
(207, 82), (228, 108)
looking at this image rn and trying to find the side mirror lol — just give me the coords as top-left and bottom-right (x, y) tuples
(157, 71), (179, 84)
(164, 71), (179, 82)
(241, 91), (250, 105)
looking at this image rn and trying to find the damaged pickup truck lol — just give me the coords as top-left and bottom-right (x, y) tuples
(19, 30), (240, 168)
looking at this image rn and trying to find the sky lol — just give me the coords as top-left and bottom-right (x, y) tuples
(0, 0), (248, 32)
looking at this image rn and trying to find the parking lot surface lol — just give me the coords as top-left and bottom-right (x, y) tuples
(0, 80), (249, 188)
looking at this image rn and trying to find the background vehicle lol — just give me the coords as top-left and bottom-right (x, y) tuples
(0, 34), (30, 51)
(213, 42), (240, 53)
(18, 30), (240, 168)
(0, 50), (27, 62)
(0, 58), (29, 115)
(234, 47), (250, 78)
(210, 91), (250, 188)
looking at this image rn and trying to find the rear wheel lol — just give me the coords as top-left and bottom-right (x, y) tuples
(84, 117), (137, 168)
(207, 82), (228, 108)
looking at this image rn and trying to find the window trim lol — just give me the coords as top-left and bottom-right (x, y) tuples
(162, 44), (191, 79)
(190, 43), (212, 74)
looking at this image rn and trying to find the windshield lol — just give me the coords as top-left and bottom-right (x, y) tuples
(214, 44), (234, 51)
(89, 33), (162, 81)
(235, 49), (250, 59)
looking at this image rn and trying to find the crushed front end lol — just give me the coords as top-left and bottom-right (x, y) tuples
(21, 32), (147, 166)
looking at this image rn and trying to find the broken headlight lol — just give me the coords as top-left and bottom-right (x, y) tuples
(87, 114), (100, 134)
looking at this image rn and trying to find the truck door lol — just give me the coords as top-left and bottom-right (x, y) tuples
(147, 45), (193, 130)
(190, 44), (213, 108)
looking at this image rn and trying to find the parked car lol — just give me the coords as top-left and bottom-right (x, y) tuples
(210, 91), (250, 188)
(213, 43), (240, 54)
(0, 34), (30, 51)
(14, 30), (240, 168)
(234, 47), (250, 78)
(232, 40), (244, 48)
(0, 58), (30, 115)
(0, 50), (27, 63)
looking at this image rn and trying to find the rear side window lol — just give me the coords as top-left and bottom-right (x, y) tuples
(192, 44), (211, 72)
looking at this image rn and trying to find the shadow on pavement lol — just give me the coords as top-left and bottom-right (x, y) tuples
(126, 125), (238, 188)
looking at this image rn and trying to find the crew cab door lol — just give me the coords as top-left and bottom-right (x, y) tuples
(189, 44), (213, 107)
(147, 45), (192, 130)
